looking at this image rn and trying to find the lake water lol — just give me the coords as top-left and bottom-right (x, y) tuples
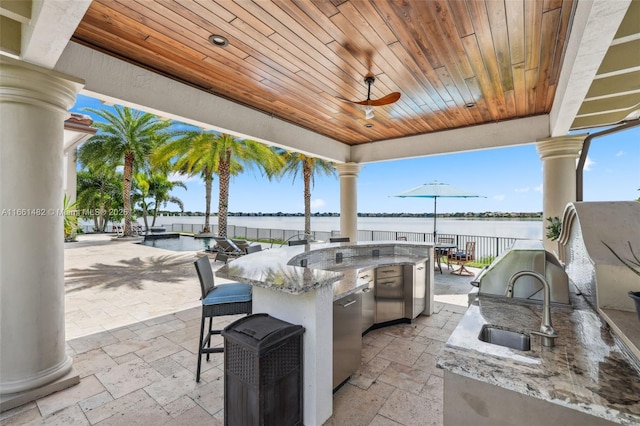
(148, 216), (543, 240)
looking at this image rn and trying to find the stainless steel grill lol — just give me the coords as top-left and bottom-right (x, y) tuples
(472, 240), (570, 305)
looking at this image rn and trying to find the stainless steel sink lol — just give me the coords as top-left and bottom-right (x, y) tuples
(478, 325), (531, 351)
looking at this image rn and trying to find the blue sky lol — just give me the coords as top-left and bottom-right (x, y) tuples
(72, 94), (639, 214)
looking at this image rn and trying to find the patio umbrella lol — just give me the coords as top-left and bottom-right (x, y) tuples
(392, 181), (484, 241)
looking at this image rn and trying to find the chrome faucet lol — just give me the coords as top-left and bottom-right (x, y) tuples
(505, 271), (557, 347)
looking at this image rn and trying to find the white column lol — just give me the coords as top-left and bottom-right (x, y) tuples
(536, 135), (586, 253)
(335, 162), (361, 242)
(0, 57), (83, 410)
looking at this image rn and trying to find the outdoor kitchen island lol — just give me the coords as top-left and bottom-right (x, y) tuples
(216, 241), (433, 426)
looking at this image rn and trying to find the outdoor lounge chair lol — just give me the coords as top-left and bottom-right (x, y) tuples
(231, 239), (251, 253)
(213, 237), (245, 263)
(329, 237), (350, 243)
(448, 241), (476, 276)
(193, 256), (252, 382)
(245, 244), (263, 254)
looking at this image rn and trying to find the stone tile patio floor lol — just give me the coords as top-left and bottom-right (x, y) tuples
(0, 235), (478, 426)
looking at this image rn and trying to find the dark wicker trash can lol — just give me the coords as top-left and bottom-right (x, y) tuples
(222, 313), (304, 426)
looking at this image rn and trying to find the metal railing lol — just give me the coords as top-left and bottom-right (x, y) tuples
(180, 224), (520, 265)
(81, 222), (525, 265)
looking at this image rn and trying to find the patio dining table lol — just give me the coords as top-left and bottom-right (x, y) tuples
(434, 242), (457, 274)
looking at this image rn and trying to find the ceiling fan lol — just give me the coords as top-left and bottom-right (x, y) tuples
(338, 75), (401, 120)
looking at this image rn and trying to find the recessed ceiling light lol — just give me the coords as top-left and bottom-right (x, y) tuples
(209, 34), (229, 47)
(364, 123), (373, 128)
(464, 102), (476, 108)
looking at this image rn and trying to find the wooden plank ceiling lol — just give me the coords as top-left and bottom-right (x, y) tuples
(72, 0), (575, 145)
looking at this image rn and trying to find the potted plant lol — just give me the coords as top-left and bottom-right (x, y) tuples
(545, 216), (562, 241)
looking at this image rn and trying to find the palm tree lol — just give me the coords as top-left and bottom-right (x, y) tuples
(155, 131), (281, 236)
(213, 134), (282, 237)
(149, 173), (186, 226)
(279, 152), (336, 237)
(132, 171), (153, 231)
(75, 167), (123, 232)
(133, 170), (186, 228)
(78, 106), (170, 236)
(154, 130), (218, 233)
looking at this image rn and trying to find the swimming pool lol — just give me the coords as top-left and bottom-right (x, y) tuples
(140, 235), (213, 252)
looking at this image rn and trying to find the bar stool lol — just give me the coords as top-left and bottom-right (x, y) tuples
(193, 256), (252, 382)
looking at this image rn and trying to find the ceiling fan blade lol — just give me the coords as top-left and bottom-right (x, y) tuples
(351, 92), (401, 106)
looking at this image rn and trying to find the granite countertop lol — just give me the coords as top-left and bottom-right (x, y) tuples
(216, 241), (430, 300)
(437, 291), (640, 425)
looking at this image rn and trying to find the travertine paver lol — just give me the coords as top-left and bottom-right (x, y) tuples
(0, 235), (477, 425)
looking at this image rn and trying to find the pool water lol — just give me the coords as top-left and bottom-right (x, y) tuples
(140, 235), (213, 252)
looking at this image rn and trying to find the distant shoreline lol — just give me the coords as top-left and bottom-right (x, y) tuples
(152, 211), (544, 220)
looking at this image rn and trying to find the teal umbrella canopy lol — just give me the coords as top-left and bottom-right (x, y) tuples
(393, 181), (484, 240)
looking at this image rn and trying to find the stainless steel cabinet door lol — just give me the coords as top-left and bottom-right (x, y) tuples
(333, 293), (362, 389)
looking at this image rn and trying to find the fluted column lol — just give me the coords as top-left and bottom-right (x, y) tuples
(536, 135), (586, 253)
(0, 57), (83, 409)
(335, 162), (361, 242)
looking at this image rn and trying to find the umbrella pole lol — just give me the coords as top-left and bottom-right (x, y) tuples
(433, 197), (437, 242)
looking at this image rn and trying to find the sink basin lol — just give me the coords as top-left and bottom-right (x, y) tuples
(478, 325), (531, 351)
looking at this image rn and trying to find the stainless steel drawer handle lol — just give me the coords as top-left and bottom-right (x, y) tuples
(360, 274), (370, 279)
(380, 282), (396, 286)
(417, 267), (424, 270)
(362, 288), (372, 293)
(341, 300), (357, 308)
(381, 269), (396, 273)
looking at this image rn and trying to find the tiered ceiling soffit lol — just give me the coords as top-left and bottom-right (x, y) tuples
(571, 0), (640, 130)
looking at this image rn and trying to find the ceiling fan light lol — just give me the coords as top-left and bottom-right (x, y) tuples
(364, 105), (375, 120)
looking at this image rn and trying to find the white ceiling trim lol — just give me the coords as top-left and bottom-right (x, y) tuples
(350, 115), (550, 164)
(593, 66), (640, 80)
(585, 89), (640, 101)
(54, 42), (350, 163)
(549, 0), (631, 137)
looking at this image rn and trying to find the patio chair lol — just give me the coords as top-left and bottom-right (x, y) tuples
(113, 223), (124, 236)
(329, 237), (350, 243)
(193, 256), (252, 382)
(436, 237), (455, 273)
(448, 241), (476, 276)
(213, 237), (245, 263)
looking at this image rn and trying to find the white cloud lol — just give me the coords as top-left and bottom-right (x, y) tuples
(115, 165), (124, 173)
(514, 187), (530, 193)
(616, 150), (626, 157)
(583, 156), (595, 171)
(534, 184), (543, 192)
(310, 198), (326, 209)
(493, 194), (505, 201)
(168, 172), (197, 183)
